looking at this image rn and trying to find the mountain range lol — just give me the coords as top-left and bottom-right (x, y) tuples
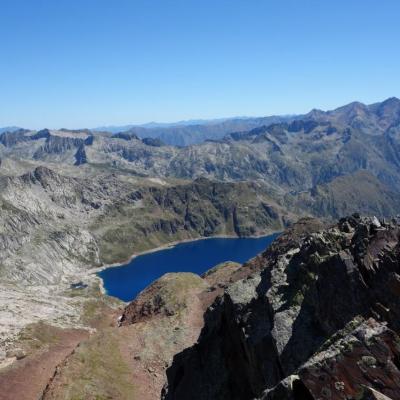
(2, 97), (400, 198)
(1, 97), (400, 399)
(93, 115), (297, 146)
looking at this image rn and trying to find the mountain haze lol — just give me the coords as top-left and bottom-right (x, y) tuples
(94, 115), (297, 146)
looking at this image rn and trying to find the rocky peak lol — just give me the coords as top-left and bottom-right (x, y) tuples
(305, 108), (326, 120)
(376, 96), (400, 113)
(163, 215), (400, 400)
(0, 129), (30, 147)
(20, 166), (63, 187)
(374, 97), (400, 128)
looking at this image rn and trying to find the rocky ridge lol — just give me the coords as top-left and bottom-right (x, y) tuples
(29, 215), (400, 400)
(40, 263), (245, 400)
(28, 215), (400, 400)
(1, 98), (400, 191)
(162, 215), (400, 400)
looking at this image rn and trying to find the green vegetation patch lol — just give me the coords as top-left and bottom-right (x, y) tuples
(54, 329), (135, 400)
(150, 272), (207, 316)
(17, 321), (61, 352)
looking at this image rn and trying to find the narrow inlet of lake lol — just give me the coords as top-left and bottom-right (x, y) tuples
(98, 234), (279, 302)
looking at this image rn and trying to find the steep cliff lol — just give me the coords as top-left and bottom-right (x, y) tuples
(164, 216), (400, 400)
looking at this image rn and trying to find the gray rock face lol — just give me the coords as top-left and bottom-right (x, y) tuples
(0, 129), (34, 147)
(33, 132), (92, 160)
(163, 216), (400, 400)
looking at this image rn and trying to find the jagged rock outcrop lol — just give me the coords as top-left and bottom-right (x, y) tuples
(142, 137), (165, 147)
(163, 216), (400, 400)
(74, 144), (87, 165)
(33, 132), (92, 160)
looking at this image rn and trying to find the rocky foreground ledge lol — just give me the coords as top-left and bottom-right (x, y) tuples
(162, 215), (400, 400)
(2, 215), (400, 400)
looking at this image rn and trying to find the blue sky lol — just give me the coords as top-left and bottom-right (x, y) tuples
(1, 0), (399, 129)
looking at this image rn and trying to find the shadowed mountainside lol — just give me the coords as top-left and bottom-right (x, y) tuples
(163, 215), (400, 400)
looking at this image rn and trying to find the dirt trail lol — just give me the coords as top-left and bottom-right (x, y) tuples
(0, 329), (89, 400)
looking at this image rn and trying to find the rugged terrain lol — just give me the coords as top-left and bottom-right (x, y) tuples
(163, 215), (400, 399)
(6, 215), (399, 400)
(0, 164), (286, 355)
(1, 98), (400, 398)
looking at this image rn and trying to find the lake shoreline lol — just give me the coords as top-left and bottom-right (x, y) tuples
(93, 231), (281, 298)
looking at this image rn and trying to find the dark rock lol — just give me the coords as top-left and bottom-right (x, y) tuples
(163, 216), (400, 400)
(112, 131), (140, 141)
(142, 137), (165, 147)
(74, 144), (87, 166)
(0, 129), (31, 147)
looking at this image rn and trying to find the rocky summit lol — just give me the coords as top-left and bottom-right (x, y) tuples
(162, 215), (400, 400)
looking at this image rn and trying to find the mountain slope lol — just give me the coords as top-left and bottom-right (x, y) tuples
(1, 97), (400, 395)
(26, 216), (400, 400)
(0, 167), (288, 285)
(164, 215), (400, 400)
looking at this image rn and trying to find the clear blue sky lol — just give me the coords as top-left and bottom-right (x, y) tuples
(1, 0), (399, 129)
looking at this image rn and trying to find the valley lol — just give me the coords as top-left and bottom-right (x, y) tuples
(1, 98), (400, 399)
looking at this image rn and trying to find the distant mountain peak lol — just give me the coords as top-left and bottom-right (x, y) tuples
(332, 100), (369, 115)
(0, 126), (21, 135)
(382, 96), (400, 104)
(373, 97), (400, 127)
(378, 96), (400, 111)
(304, 108), (325, 119)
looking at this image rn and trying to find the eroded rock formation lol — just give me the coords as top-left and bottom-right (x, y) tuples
(163, 216), (400, 400)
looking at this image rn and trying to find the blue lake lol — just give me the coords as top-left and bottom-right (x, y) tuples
(98, 234), (279, 302)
